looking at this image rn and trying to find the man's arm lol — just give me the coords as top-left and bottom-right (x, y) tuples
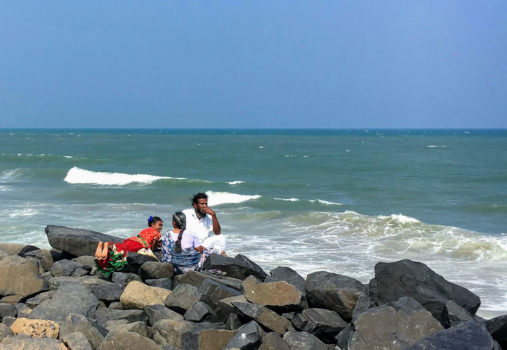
(204, 207), (221, 235)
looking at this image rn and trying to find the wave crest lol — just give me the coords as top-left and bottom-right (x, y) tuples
(206, 191), (261, 206)
(64, 167), (182, 186)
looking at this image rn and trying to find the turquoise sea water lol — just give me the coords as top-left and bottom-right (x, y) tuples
(1, 129), (506, 317)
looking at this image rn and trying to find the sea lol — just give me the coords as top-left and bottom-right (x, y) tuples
(1, 129), (506, 318)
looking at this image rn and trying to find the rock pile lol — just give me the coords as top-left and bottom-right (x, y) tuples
(0, 225), (505, 349)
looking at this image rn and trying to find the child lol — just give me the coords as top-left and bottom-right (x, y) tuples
(94, 216), (163, 277)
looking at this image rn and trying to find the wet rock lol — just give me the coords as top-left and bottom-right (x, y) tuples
(152, 319), (195, 348)
(144, 304), (184, 326)
(203, 254), (267, 280)
(242, 276), (303, 310)
(0, 303), (17, 318)
(348, 297), (443, 350)
(139, 262), (174, 280)
(50, 259), (90, 277)
(486, 314), (507, 349)
(292, 308), (348, 343)
(184, 301), (216, 322)
(111, 272), (142, 287)
(306, 271), (366, 321)
(1, 334), (68, 349)
(10, 317), (60, 338)
(223, 320), (263, 349)
(282, 331), (328, 350)
(164, 283), (202, 313)
(406, 321), (494, 350)
(265, 266), (306, 294)
(120, 281), (171, 309)
(95, 308), (146, 328)
(232, 302), (292, 334)
(97, 330), (162, 350)
(62, 313), (106, 349)
(259, 332), (291, 350)
(29, 282), (99, 323)
(61, 331), (92, 350)
(0, 253), (45, 297)
(369, 259), (481, 327)
(181, 328), (237, 350)
(145, 278), (173, 290)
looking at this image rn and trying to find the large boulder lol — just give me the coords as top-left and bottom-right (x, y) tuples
(144, 304), (183, 326)
(242, 276), (303, 310)
(224, 320), (263, 350)
(406, 321), (494, 350)
(62, 313), (106, 349)
(152, 319), (195, 348)
(60, 332), (93, 350)
(97, 330), (162, 350)
(45, 225), (122, 257)
(175, 270), (242, 291)
(48, 276), (123, 302)
(292, 308), (348, 344)
(265, 266), (306, 294)
(203, 254), (267, 280)
(369, 259), (481, 327)
(1, 334), (68, 349)
(232, 302), (293, 334)
(259, 332), (291, 350)
(50, 259), (90, 277)
(139, 261), (174, 280)
(347, 297), (443, 350)
(181, 329), (237, 350)
(164, 283), (202, 313)
(306, 271), (366, 321)
(486, 314), (507, 349)
(120, 281), (171, 309)
(0, 253), (45, 297)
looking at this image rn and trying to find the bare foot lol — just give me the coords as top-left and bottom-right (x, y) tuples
(101, 242), (109, 260)
(95, 242), (103, 260)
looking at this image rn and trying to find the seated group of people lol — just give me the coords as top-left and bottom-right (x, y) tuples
(94, 193), (226, 277)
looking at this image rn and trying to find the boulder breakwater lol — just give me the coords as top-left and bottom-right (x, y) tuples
(0, 225), (506, 349)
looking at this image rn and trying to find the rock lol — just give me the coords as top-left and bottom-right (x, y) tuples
(26, 291), (55, 308)
(232, 302), (292, 334)
(72, 256), (96, 269)
(292, 308), (348, 344)
(45, 225), (122, 257)
(336, 323), (354, 350)
(306, 271), (366, 321)
(111, 272), (142, 287)
(48, 275), (123, 302)
(175, 270), (242, 291)
(108, 302), (123, 310)
(369, 259), (481, 327)
(1, 334), (68, 349)
(49, 249), (75, 262)
(23, 249), (54, 272)
(145, 278), (173, 290)
(352, 294), (374, 320)
(97, 330), (162, 350)
(164, 283), (202, 313)
(203, 254), (267, 280)
(184, 302), (216, 322)
(15, 303), (32, 318)
(348, 297), (443, 350)
(223, 320), (263, 349)
(144, 304), (184, 326)
(181, 328), (238, 350)
(486, 314), (507, 349)
(225, 313), (242, 330)
(139, 262), (174, 280)
(265, 266), (306, 294)
(29, 282), (99, 323)
(242, 275), (303, 310)
(50, 260), (90, 277)
(106, 320), (148, 337)
(282, 331), (328, 350)
(199, 278), (242, 300)
(10, 317), (60, 338)
(95, 308), (146, 328)
(0, 295), (25, 304)
(0, 243), (39, 256)
(0, 303), (17, 318)
(120, 281), (171, 309)
(406, 321), (494, 350)
(0, 323), (14, 340)
(62, 313), (106, 349)
(125, 252), (159, 273)
(259, 332), (291, 350)
(61, 332), (92, 350)
(2, 316), (17, 327)
(0, 253), (45, 297)
(445, 300), (477, 327)
(152, 319), (194, 348)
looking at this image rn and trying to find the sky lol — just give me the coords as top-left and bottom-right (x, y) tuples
(1, 1), (506, 129)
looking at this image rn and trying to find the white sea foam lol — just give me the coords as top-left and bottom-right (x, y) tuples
(64, 155), (73, 159)
(206, 191), (261, 206)
(427, 145), (446, 148)
(227, 180), (245, 185)
(0, 169), (23, 182)
(8, 208), (39, 217)
(275, 197), (300, 202)
(64, 167), (183, 186)
(309, 199), (342, 206)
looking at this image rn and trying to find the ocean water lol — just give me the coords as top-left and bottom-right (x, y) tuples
(1, 129), (506, 317)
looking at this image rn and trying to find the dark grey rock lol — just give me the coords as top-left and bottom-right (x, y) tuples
(25, 291), (55, 308)
(184, 301), (215, 322)
(226, 313), (242, 330)
(50, 259), (90, 277)
(48, 275), (123, 302)
(224, 320), (263, 349)
(45, 225), (123, 257)
(145, 278), (173, 290)
(0, 303), (17, 318)
(292, 308), (348, 344)
(61, 331), (93, 350)
(283, 331), (328, 350)
(139, 262), (174, 280)
(2, 334), (68, 349)
(369, 259), (481, 327)
(336, 323), (354, 350)
(203, 254), (267, 280)
(112, 272), (142, 287)
(406, 321), (494, 350)
(181, 327), (237, 350)
(62, 313), (106, 349)
(50, 248), (76, 262)
(486, 314), (507, 349)
(306, 271), (367, 321)
(175, 270), (243, 291)
(2, 316), (16, 327)
(164, 283), (202, 313)
(97, 330), (162, 350)
(95, 308), (146, 328)
(0, 323), (13, 340)
(265, 266), (306, 294)
(16, 245), (40, 257)
(259, 332), (291, 350)
(152, 319), (195, 348)
(15, 303), (32, 318)
(22, 249), (54, 272)
(125, 252), (159, 273)
(232, 302), (292, 334)
(199, 278), (242, 300)
(144, 304), (184, 326)
(72, 256), (96, 269)
(445, 300), (477, 327)
(106, 320), (148, 337)
(29, 282), (99, 323)
(352, 294), (374, 320)
(108, 301), (123, 310)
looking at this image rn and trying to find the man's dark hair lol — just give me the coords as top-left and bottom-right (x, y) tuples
(192, 192), (208, 205)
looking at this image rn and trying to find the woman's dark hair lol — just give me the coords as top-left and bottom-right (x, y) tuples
(172, 211), (186, 253)
(192, 192), (208, 205)
(147, 216), (162, 227)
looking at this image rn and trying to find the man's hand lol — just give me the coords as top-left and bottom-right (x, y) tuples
(202, 206), (216, 216)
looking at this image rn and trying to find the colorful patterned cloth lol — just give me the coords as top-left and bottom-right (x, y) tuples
(161, 234), (208, 274)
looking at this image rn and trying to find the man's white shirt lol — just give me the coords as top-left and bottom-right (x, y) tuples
(182, 208), (226, 254)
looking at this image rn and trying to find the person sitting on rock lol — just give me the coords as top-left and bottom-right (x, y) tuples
(94, 216), (163, 277)
(160, 211), (208, 274)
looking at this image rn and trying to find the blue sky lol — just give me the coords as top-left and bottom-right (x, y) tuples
(1, 1), (506, 128)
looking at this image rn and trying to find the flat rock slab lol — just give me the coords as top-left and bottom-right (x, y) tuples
(265, 266), (306, 294)
(203, 254), (267, 280)
(45, 225), (123, 257)
(1, 334), (68, 349)
(232, 302), (292, 334)
(144, 304), (183, 326)
(242, 275), (303, 309)
(97, 330), (162, 350)
(292, 308), (348, 344)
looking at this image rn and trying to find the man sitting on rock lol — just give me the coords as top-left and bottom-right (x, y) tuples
(182, 193), (226, 255)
